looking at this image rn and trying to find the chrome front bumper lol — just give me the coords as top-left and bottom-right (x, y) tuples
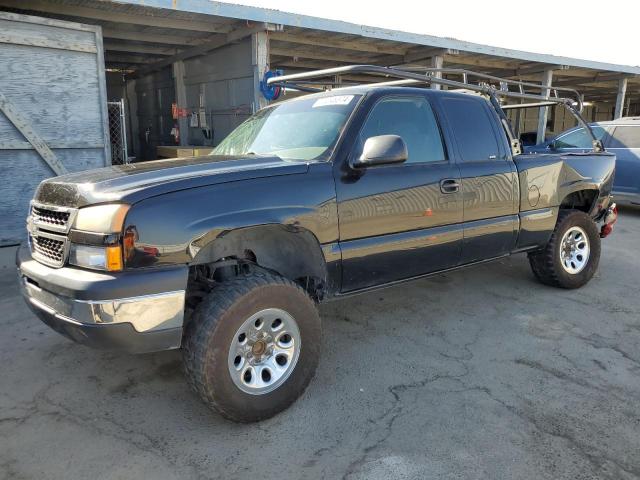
(17, 245), (188, 353)
(20, 277), (185, 332)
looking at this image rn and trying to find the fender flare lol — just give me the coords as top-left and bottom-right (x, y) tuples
(190, 223), (328, 288)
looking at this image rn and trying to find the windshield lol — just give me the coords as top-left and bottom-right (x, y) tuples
(212, 94), (360, 161)
(555, 125), (607, 149)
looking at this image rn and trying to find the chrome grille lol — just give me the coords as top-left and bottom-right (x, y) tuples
(30, 202), (76, 233)
(27, 202), (76, 267)
(31, 233), (67, 267)
(32, 206), (70, 227)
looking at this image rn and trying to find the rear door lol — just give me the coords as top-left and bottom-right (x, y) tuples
(606, 125), (640, 198)
(335, 93), (463, 292)
(436, 94), (518, 263)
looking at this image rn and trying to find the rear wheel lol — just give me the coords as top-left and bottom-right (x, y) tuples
(182, 272), (321, 423)
(528, 209), (601, 289)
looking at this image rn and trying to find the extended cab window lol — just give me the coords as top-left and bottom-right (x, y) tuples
(608, 126), (640, 148)
(357, 96), (445, 164)
(555, 126), (606, 149)
(441, 96), (501, 162)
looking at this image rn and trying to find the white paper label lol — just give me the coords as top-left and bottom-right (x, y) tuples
(313, 95), (354, 108)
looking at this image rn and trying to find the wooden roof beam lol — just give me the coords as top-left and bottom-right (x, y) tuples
(270, 45), (401, 65)
(553, 73), (636, 87)
(514, 64), (570, 76)
(271, 58), (351, 71)
(105, 53), (160, 65)
(442, 54), (521, 70)
(131, 23), (275, 78)
(102, 29), (209, 46)
(269, 31), (408, 56)
(103, 42), (183, 56)
(404, 47), (458, 64)
(0, 0), (234, 33)
(461, 64), (570, 80)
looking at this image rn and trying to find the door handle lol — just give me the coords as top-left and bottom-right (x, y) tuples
(440, 178), (460, 194)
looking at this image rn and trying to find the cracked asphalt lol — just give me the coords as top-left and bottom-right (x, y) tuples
(1, 208), (640, 480)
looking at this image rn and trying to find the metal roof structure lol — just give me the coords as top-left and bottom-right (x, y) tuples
(0, 0), (637, 108)
(117, 0), (640, 75)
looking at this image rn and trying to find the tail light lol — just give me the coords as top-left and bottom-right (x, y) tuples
(600, 203), (617, 238)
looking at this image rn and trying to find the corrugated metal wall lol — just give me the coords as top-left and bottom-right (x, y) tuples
(130, 39), (254, 160)
(0, 11), (109, 246)
(183, 39), (254, 146)
(134, 67), (175, 160)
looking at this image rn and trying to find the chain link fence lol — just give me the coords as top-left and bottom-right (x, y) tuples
(107, 100), (128, 165)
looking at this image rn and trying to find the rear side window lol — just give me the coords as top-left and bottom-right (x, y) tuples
(357, 96), (446, 164)
(440, 96), (501, 162)
(609, 126), (640, 148)
(555, 126), (607, 149)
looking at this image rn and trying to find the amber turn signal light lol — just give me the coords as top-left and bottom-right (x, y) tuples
(105, 246), (123, 271)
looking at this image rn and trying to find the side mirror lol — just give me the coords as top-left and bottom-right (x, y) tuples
(352, 135), (408, 168)
(547, 140), (557, 150)
(593, 139), (604, 152)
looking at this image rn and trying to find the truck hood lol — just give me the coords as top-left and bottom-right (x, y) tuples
(34, 155), (310, 208)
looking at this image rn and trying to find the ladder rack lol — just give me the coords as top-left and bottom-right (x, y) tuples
(267, 64), (582, 110)
(267, 64), (604, 153)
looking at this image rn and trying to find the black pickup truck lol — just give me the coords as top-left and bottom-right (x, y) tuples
(17, 66), (617, 422)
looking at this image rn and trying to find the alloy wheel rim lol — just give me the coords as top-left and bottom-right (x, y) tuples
(559, 226), (590, 274)
(227, 308), (301, 395)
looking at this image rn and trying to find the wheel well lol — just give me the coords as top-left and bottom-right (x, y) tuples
(187, 225), (327, 304)
(559, 189), (598, 213)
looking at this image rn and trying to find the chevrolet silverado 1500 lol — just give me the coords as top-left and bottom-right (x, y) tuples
(18, 66), (617, 422)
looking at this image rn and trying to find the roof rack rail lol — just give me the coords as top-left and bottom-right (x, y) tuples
(267, 64), (583, 111)
(268, 64), (604, 154)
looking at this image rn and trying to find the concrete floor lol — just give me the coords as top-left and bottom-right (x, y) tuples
(1, 209), (639, 480)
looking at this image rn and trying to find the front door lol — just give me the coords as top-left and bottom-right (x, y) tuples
(607, 125), (640, 199)
(335, 94), (463, 292)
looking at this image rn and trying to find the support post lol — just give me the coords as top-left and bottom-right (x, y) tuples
(625, 95), (631, 117)
(536, 68), (553, 144)
(125, 78), (139, 157)
(514, 106), (522, 138)
(577, 93), (585, 127)
(614, 77), (628, 119)
(252, 31), (269, 112)
(430, 55), (443, 90)
(172, 60), (188, 147)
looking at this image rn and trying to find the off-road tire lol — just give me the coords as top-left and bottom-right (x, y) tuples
(182, 272), (321, 423)
(528, 209), (601, 289)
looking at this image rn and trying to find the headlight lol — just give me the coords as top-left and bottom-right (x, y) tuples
(69, 244), (123, 271)
(69, 204), (129, 271)
(73, 204), (129, 233)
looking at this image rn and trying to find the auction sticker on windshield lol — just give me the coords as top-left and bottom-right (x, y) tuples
(313, 95), (354, 108)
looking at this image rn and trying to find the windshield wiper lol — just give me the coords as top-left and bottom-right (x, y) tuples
(245, 151), (282, 160)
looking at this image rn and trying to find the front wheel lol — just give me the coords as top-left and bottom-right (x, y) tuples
(528, 209), (601, 289)
(182, 273), (321, 423)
